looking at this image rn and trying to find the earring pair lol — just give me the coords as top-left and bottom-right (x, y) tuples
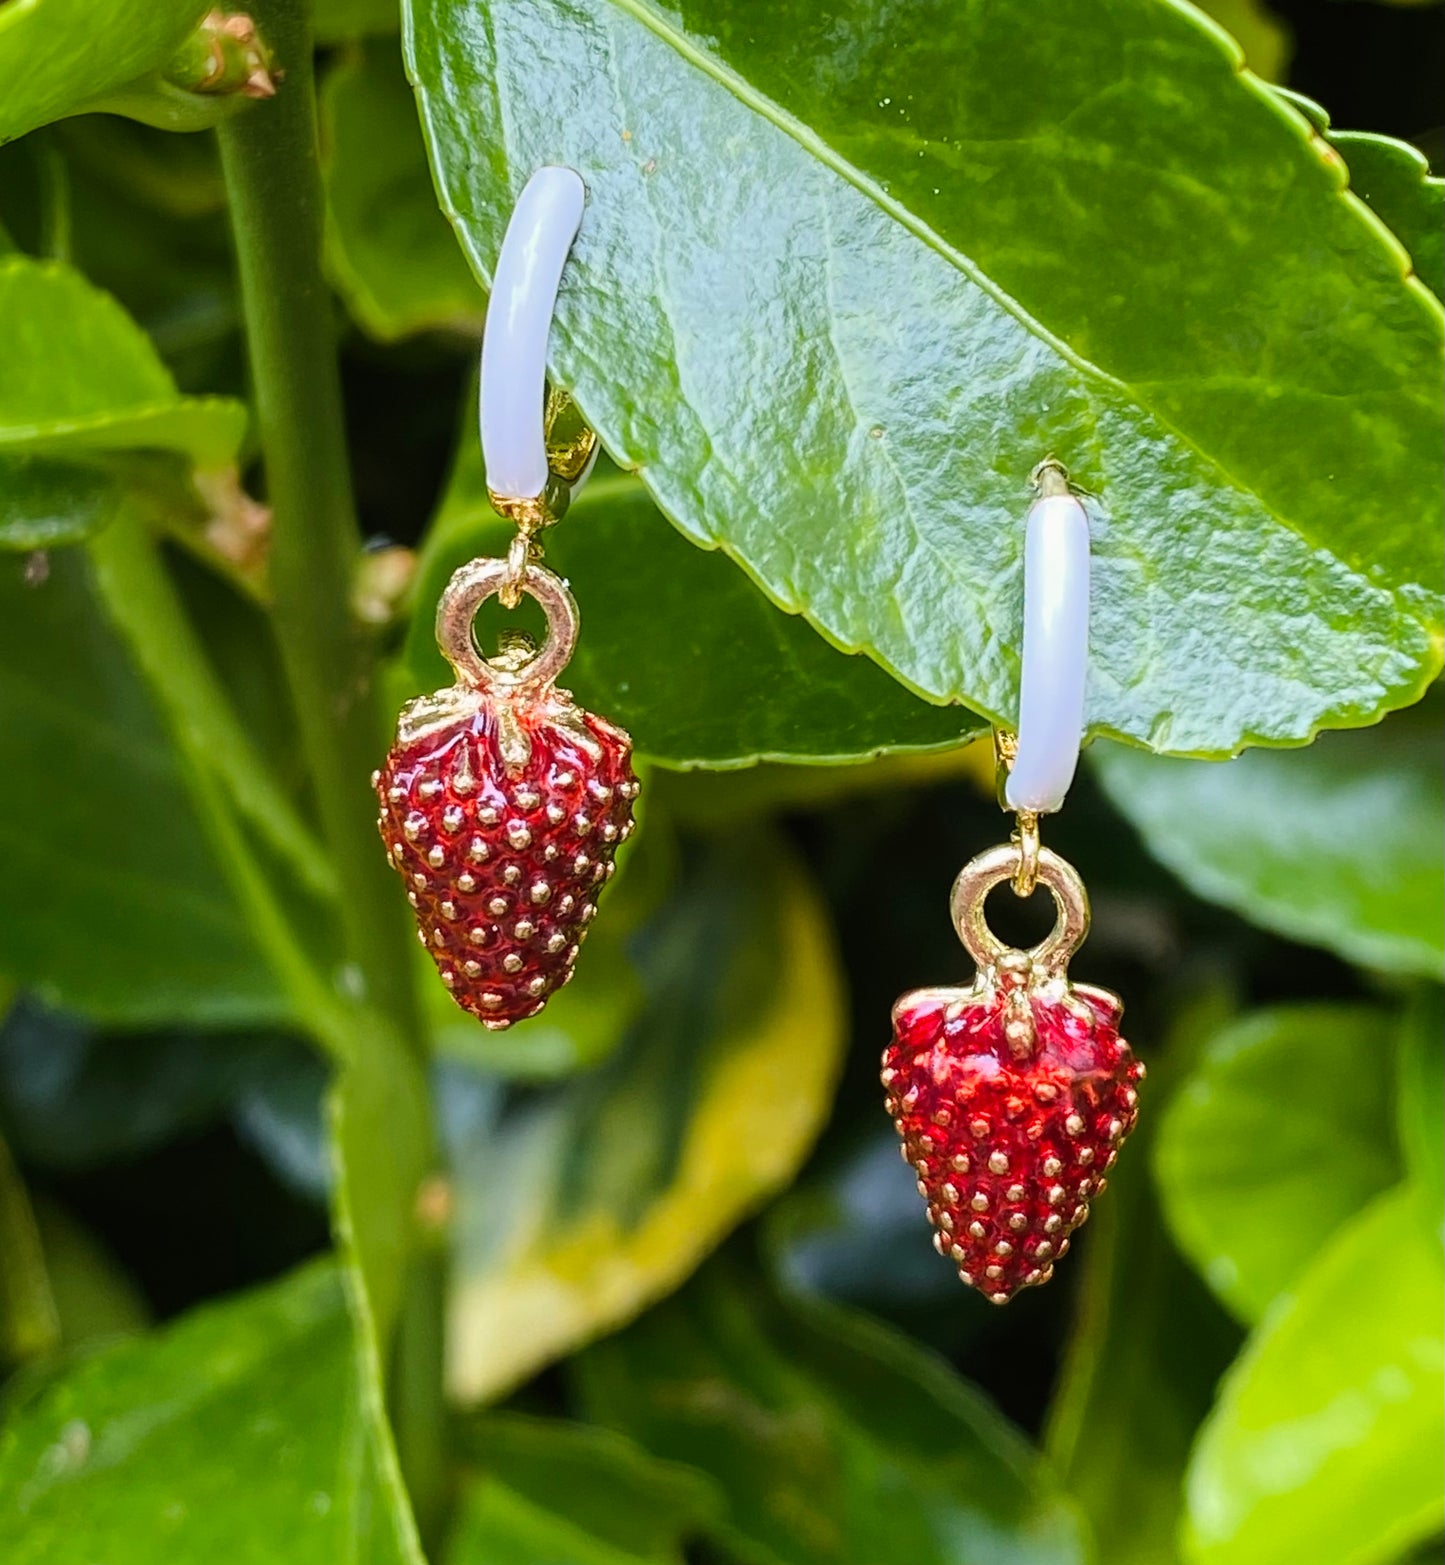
(374, 166), (1141, 1302)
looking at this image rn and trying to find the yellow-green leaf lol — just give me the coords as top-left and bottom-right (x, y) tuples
(1185, 1185), (1445, 1565)
(1154, 1004), (1402, 1322)
(444, 828), (845, 1401)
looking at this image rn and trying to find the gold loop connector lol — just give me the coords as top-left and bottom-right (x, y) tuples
(435, 557), (579, 695)
(949, 843), (1091, 979)
(1012, 809), (1041, 897)
(499, 527), (540, 610)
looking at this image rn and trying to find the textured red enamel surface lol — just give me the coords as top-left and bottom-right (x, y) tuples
(376, 696), (636, 1027)
(882, 974), (1142, 1304)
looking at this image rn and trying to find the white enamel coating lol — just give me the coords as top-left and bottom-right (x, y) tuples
(1004, 492), (1091, 815)
(478, 166), (586, 501)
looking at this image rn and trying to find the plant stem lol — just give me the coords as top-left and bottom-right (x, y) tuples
(215, 0), (417, 1046)
(216, 3), (444, 1539)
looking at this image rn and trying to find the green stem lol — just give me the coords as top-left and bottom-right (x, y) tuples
(215, 0), (417, 1047)
(215, 5), (444, 1538)
(33, 130), (72, 263)
(88, 517), (350, 1057)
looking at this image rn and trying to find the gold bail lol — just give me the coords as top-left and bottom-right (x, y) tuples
(489, 387), (597, 608)
(992, 727), (1040, 897)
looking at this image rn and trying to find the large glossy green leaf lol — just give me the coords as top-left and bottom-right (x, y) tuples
(0, 255), (245, 549)
(1185, 1184), (1445, 1565)
(406, 0), (1443, 757)
(0, 1260), (424, 1563)
(446, 1412), (718, 1564)
(444, 829), (845, 1402)
(0, 1), (209, 146)
(576, 1261), (1088, 1565)
(0, 551), (284, 1025)
(1154, 1004), (1402, 1323)
(1093, 696), (1445, 978)
(407, 433), (984, 767)
(1047, 988), (1243, 1565)
(321, 42), (485, 341)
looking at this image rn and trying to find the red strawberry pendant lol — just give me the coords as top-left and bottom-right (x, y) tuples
(883, 843), (1142, 1304)
(376, 558), (637, 1029)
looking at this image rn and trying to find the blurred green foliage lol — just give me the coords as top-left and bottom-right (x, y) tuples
(0, 2), (1441, 1563)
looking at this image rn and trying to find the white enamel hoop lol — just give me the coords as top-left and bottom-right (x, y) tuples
(478, 166), (592, 503)
(1003, 488), (1092, 815)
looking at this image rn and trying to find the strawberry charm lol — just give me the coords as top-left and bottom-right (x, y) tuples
(883, 842), (1143, 1303)
(376, 557), (637, 1029)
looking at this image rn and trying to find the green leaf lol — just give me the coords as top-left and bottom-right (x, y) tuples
(0, 1260), (424, 1563)
(0, 255), (245, 550)
(0, 1), (210, 146)
(408, 438), (984, 767)
(0, 1000), (305, 1171)
(1395, 989), (1444, 1232)
(407, 0), (1443, 757)
(316, 0), (401, 42)
(321, 42), (485, 342)
(1046, 986), (1243, 1565)
(444, 828), (845, 1402)
(42, 117), (241, 390)
(0, 454), (129, 551)
(1272, 92), (1443, 304)
(655, 740), (993, 825)
(764, 1127), (989, 1317)
(576, 1261), (1089, 1565)
(1185, 1184), (1445, 1565)
(0, 1129), (59, 1365)
(1154, 1004), (1402, 1323)
(446, 1412), (718, 1564)
(1331, 133), (1444, 305)
(0, 255), (242, 466)
(1092, 696), (1445, 978)
(0, 551), (285, 1025)
(31, 1198), (150, 1348)
(1191, 0), (1292, 81)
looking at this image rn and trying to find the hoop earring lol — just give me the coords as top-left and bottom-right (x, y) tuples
(374, 168), (637, 1031)
(882, 460), (1144, 1304)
